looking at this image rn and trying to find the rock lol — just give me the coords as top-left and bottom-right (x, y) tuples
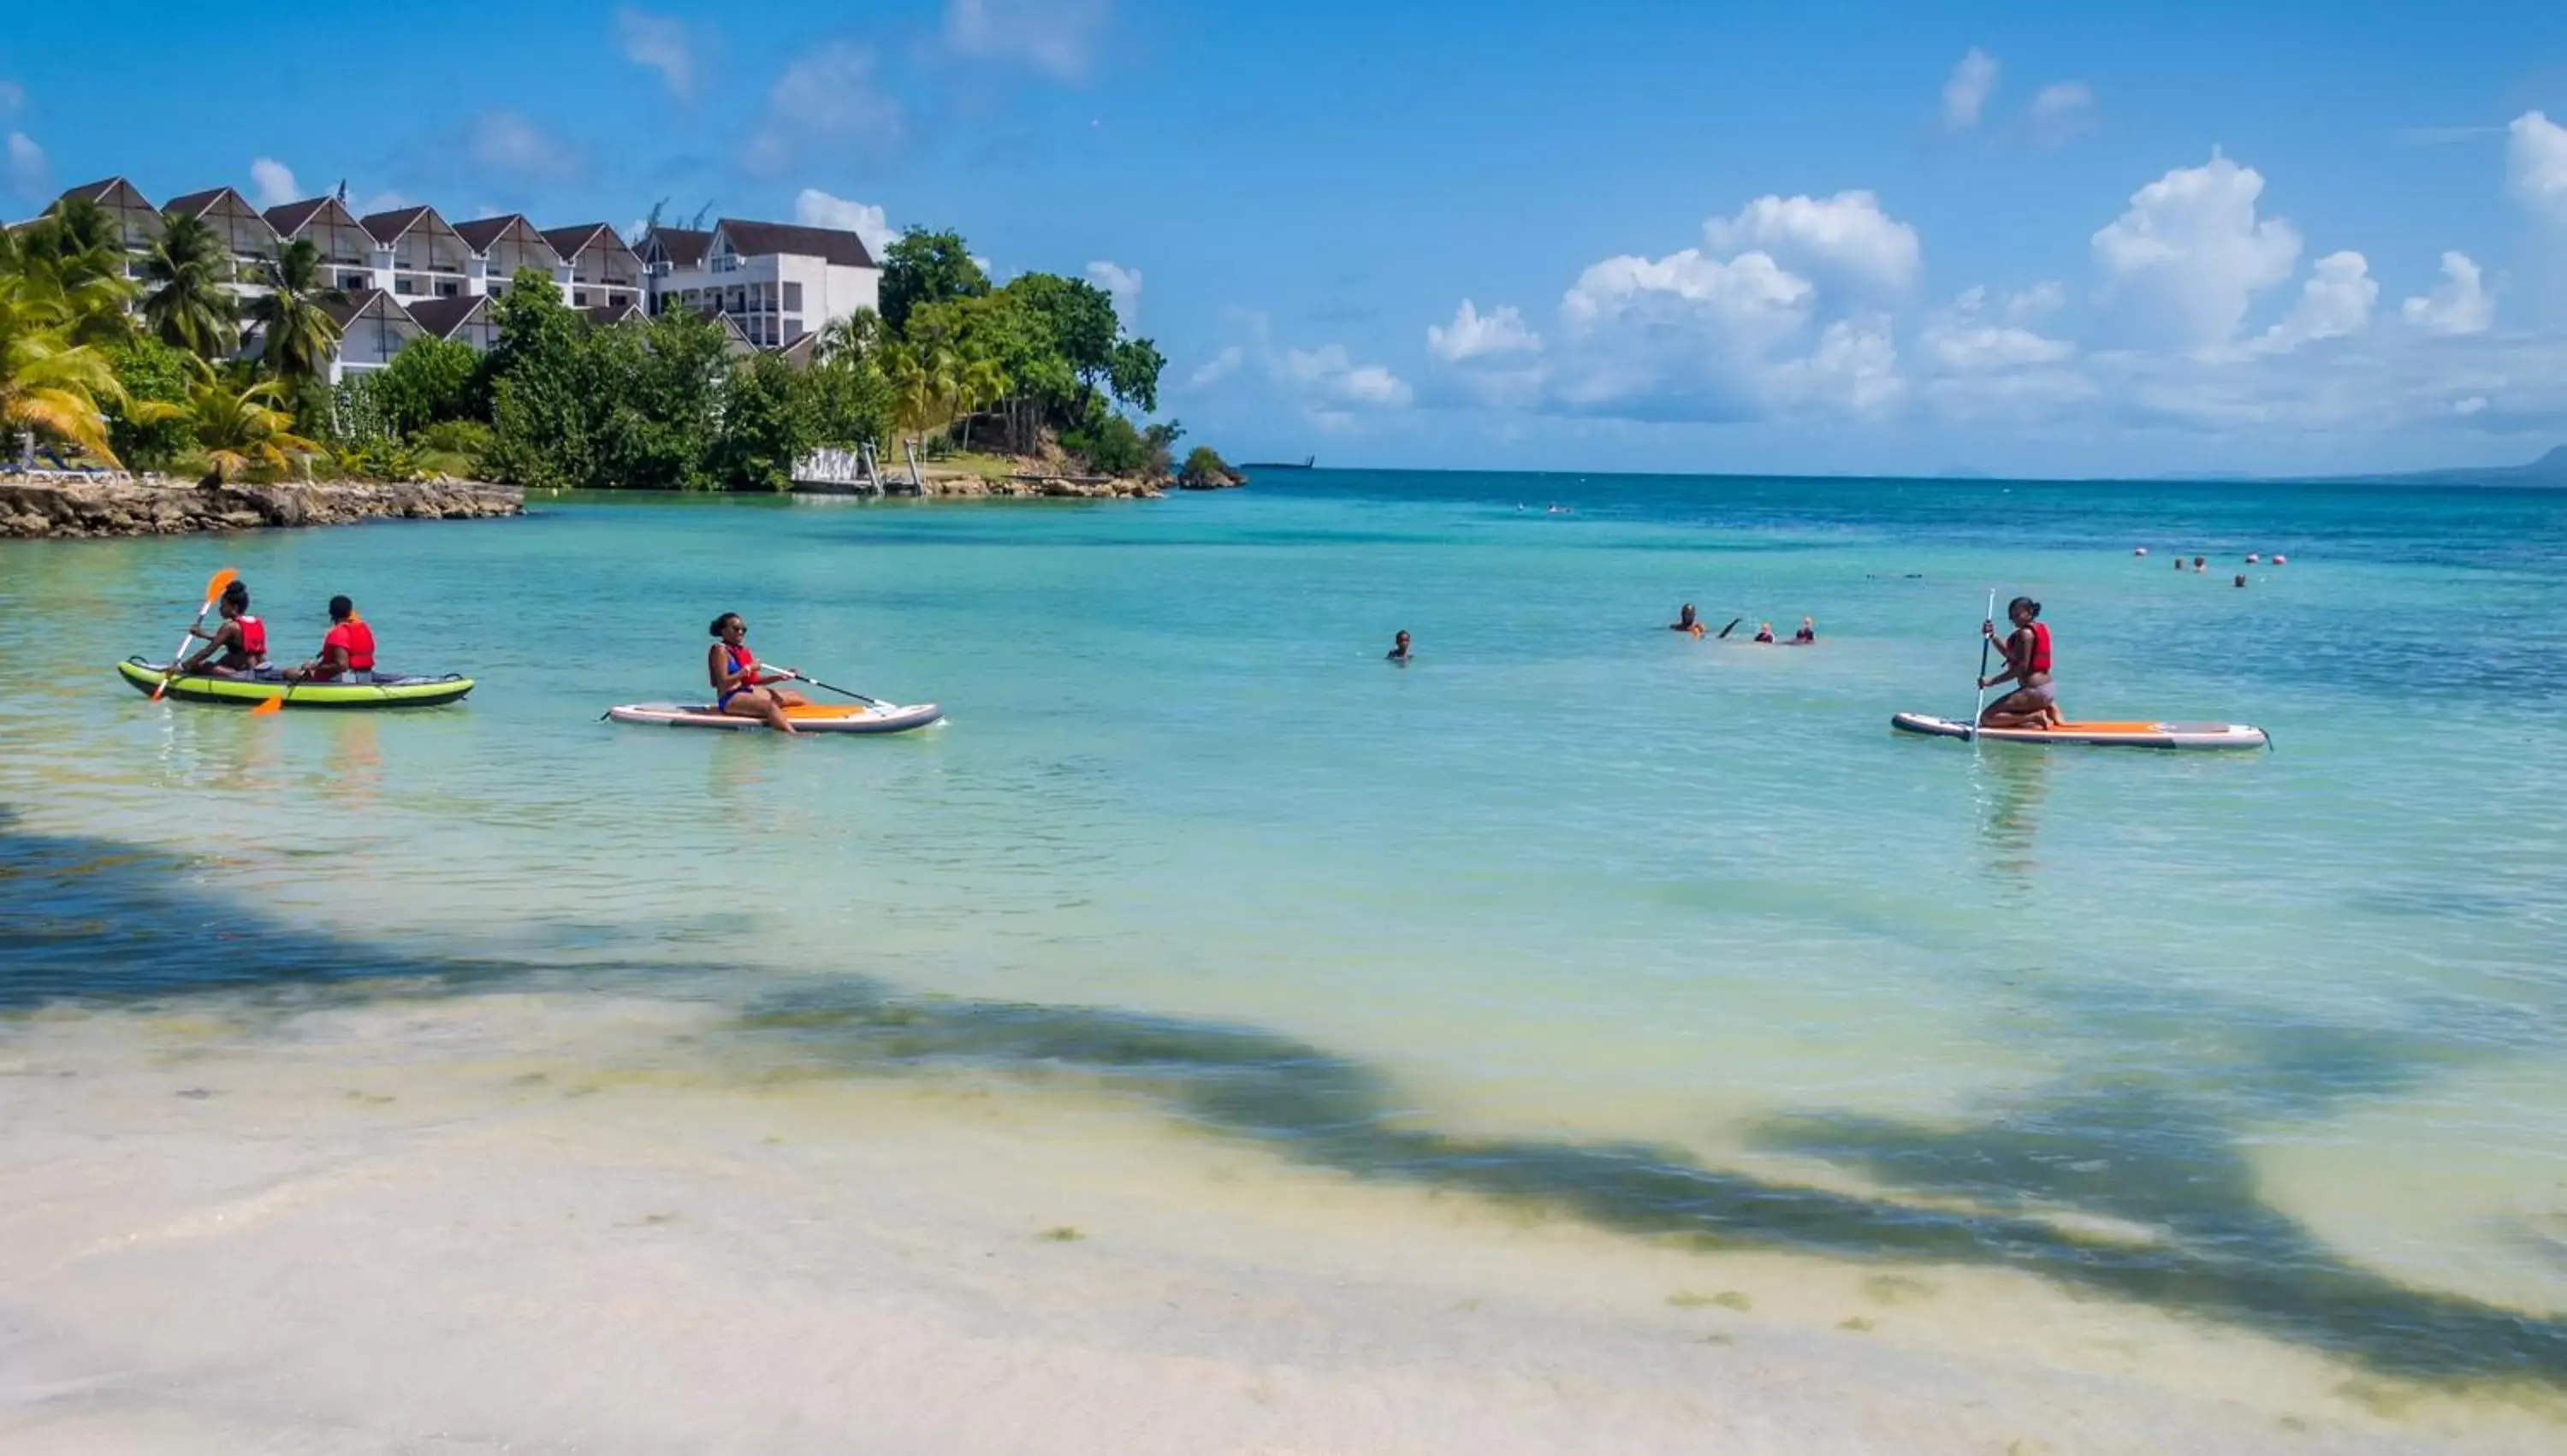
(0, 477), (524, 540)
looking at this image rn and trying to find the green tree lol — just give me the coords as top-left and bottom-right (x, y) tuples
(709, 354), (815, 492)
(1107, 338), (1166, 415)
(878, 228), (989, 334)
(806, 349), (895, 450)
(0, 273), (129, 463)
(10, 198), (139, 346)
(1178, 443), (1237, 488)
(247, 238), (347, 386)
(177, 375), (320, 482)
(102, 337), (199, 471)
(139, 213), (238, 360)
(483, 270), (595, 489)
(374, 334), (481, 436)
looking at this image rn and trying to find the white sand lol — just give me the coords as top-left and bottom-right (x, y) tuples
(3, 994), (2554, 1456)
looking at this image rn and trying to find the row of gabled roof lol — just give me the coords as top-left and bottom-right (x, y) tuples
(321, 287), (646, 340)
(45, 177), (637, 270)
(640, 220), (877, 271)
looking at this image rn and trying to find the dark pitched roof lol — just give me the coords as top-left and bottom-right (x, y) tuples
(718, 218), (875, 269)
(161, 186), (242, 219)
(405, 294), (489, 340)
(264, 197), (336, 237)
(360, 204), (436, 245)
(769, 330), (821, 368)
(585, 300), (643, 327)
(644, 227), (710, 267)
(58, 177), (137, 205)
(451, 214), (554, 255)
(542, 222), (630, 259)
(321, 288), (411, 329)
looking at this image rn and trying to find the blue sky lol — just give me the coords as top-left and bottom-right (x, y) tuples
(7, 1), (2567, 476)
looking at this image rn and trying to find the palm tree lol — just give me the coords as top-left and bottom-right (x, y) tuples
(9, 198), (139, 346)
(815, 310), (884, 366)
(139, 213), (238, 360)
(0, 274), (129, 465)
(248, 238), (347, 385)
(178, 374), (320, 482)
(953, 353), (1007, 451)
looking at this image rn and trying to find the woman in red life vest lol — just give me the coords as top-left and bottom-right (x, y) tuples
(178, 579), (268, 677)
(288, 596), (375, 683)
(708, 613), (809, 733)
(1978, 595), (2063, 730)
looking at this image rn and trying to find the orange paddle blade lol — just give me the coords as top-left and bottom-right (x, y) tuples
(202, 567), (237, 605)
(248, 695), (284, 717)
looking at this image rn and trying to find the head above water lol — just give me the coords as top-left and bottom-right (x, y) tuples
(328, 595), (354, 622)
(2007, 596), (2041, 624)
(1394, 630), (1411, 648)
(1678, 604), (1697, 624)
(709, 613), (746, 641)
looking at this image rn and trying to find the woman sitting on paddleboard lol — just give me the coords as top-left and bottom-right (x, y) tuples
(708, 613), (808, 734)
(1979, 596), (2064, 731)
(285, 596), (374, 683)
(177, 580), (266, 677)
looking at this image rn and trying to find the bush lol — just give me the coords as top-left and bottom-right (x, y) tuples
(103, 339), (196, 471)
(1178, 445), (1238, 488)
(412, 418), (494, 478)
(376, 334), (483, 437)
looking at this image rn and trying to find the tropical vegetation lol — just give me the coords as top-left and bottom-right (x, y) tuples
(5, 202), (1194, 490)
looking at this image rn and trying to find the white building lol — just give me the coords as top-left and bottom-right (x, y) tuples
(641, 219), (880, 350)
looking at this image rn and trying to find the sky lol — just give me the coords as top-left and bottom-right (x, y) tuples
(6, 0), (2567, 478)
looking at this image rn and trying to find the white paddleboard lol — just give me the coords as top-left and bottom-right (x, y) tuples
(1891, 712), (2268, 750)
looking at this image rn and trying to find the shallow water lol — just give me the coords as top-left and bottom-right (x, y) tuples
(4, 471), (2566, 1406)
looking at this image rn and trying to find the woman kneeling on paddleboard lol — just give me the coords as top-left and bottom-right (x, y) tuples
(708, 613), (808, 734)
(1979, 596), (2064, 731)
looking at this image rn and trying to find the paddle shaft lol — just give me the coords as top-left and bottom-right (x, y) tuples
(784, 670), (885, 707)
(153, 568), (238, 701)
(1969, 588), (1996, 740)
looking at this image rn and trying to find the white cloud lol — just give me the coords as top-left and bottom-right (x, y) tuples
(1924, 321), (2075, 372)
(1084, 261), (1142, 329)
(2092, 153), (2302, 348)
(794, 188), (896, 256)
(946, 0), (1112, 81)
(2029, 82), (2097, 149)
(2401, 251), (2492, 336)
(465, 110), (581, 183)
(745, 44), (903, 175)
(0, 80), (23, 111)
(356, 192), (413, 217)
(1704, 191), (1921, 293)
(1188, 346), (1244, 389)
(2006, 281), (2066, 320)
(2506, 110), (2567, 227)
(1942, 48), (1998, 131)
(1283, 345), (1413, 408)
(2453, 395), (2488, 416)
(617, 8), (696, 102)
(5, 131), (44, 194)
(2250, 250), (2376, 354)
(1426, 299), (1541, 362)
(247, 157), (299, 208)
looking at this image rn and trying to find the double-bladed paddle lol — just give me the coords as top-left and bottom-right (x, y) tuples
(152, 568), (238, 701)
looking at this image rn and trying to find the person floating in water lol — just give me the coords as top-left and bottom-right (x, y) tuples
(1752, 621), (1776, 643)
(1386, 630), (1413, 664)
(708, 612), (808, 733)
(1979, 595), (2063, 731)
(284, 595), (375, 682)
(177, 579), (265, 678)
(1792, 616), (1817, 643)
(1670, 604), (1704, 638)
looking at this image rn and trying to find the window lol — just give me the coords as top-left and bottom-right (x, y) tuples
(438, 281), (459, 298)
(782, 282), (803, 311)
(782, 317), (802, 340)
(394, 278), (415, 294)
(574, 291), (590, 306)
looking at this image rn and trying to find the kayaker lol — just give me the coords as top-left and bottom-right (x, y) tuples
(708, 613), (808, 733)
(177, 580), (266, 677)
(1978, 595), (2063, 730)
(1793, 617), (1817, 643)
(1386, 630), (1413, 665)
(1670, 604), (1704, 637)
(285, 596), (376, 683)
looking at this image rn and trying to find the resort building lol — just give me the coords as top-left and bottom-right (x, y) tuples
(21, 177), (874, 382)
(641, 219), (880, 350)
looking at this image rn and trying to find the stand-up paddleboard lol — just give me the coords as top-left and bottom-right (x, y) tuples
(1891, 712), (2267, 750)
(607, 701), (944, 734)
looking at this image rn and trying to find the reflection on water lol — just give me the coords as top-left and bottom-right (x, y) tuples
(1970, 746), (2052, 891)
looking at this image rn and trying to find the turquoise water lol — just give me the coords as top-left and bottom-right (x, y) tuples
(4, 472), (2565, 1391)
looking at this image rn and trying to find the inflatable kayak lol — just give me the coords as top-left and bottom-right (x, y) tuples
(606, 700), (944, 734)
(1891, 712), (2268, 750)
(119, 657), (474, 709)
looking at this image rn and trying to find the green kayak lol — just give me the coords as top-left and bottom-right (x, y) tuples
(118, 657), (475, 709)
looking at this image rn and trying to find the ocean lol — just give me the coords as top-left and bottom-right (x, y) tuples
(3, 471), (2564, 1452)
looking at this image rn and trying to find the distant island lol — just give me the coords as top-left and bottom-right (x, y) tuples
(1239, 456), (1315, 471)
(2313, 444), (2567, 488)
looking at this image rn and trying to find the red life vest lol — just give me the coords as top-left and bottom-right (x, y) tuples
(2026, 622), (2052, 674)
(324, 620), (376, 672)
(236, 614), (267, 658)
(712, 643), (756, 691)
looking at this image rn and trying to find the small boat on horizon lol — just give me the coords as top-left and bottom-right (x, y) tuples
(1238, 455), (1315, 471)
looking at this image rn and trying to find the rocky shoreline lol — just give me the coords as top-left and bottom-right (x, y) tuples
(0, 476), (525, 539)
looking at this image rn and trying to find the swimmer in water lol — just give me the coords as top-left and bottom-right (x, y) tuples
(1752, 621), (1776, 643)
(1670, 604), (1704, 637)
(1792, 616), (1816, 644)
(1386, 630), (1413, 665)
